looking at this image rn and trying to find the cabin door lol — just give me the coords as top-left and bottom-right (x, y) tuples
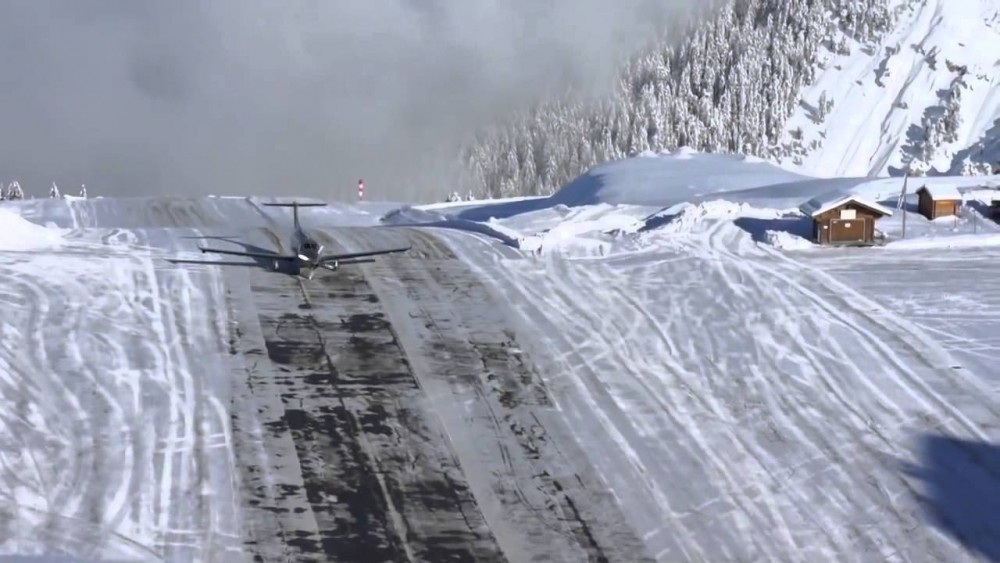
(829, 218), (866, 243)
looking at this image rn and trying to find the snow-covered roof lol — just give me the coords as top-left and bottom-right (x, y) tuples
(916, 183), (962, 200)
(798, 191), (893, 218)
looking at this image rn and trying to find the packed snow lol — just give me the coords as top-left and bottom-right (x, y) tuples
(0, 208), (65, 250)
(0, 231), (240, 560)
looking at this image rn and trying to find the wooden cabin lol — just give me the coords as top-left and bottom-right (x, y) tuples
(916, 184), (961, 220)
(799, 193), (893, 246)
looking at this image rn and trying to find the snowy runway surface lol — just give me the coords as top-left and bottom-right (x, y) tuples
(2, 196), (999, 561)
(0, 198), (651, 561)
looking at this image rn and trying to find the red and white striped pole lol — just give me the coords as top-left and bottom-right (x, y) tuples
(357, 179), (364, 201)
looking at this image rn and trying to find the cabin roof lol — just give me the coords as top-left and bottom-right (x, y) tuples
(916, 183), (962, 200)
(798, 191), (894, 218)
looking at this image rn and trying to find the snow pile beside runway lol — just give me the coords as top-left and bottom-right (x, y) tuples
(380, 205), (533, 248)
(651, 200), (782, 234)
(517, 205), (644, 255)
(0, 208), (65, 250)
(554, 149), (811, 207)
(764, 229), (815, 250)
(884, 233), (1000, 250)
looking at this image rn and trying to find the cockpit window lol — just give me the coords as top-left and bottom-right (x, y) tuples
(303, 242), (317, 250)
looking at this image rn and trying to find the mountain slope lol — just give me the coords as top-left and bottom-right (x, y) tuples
(782, 0), (1000, 177)
(459, 0), (999, 199)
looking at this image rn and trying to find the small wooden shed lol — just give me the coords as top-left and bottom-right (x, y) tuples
(799, 192), (893, 246)
(916, 184), (961, 220)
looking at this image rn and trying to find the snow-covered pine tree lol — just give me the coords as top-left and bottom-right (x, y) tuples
(49, 182), (61, 199)
(79, 184), (88, 198)
(461, 0), (894, 198)
(958, 159), (992, 176)
(5, 181), (24, 200)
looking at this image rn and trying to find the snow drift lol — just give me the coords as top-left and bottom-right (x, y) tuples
(0, 208), (65, 250)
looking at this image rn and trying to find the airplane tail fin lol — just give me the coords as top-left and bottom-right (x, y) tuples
(262, 201), (326, 231)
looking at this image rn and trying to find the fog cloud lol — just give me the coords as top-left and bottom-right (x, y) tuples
(0, 0), (704, 202)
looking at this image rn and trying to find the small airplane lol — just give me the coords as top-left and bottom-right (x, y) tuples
(187, 201), (410, 279)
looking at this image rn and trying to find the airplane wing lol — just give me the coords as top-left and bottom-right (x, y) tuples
(165, 258), (263, 267)
(198, 246), (297, 260)
(318, 246), (411, 264)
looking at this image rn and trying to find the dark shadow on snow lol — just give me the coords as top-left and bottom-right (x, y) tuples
(965, 200), (1000, 224)
(172, 234), (303, 275)
(799, 99), (821, 124)
(874, 197), (917, 214)
(622, 203), (691, 234)
(637, 211), (681, 233)
(380, 218), (521, 248)
(453, 170), (606, 222)
(901, 433), (1000, 561)
(949, 118), (1000, 175)
(733, 215), (813, 244)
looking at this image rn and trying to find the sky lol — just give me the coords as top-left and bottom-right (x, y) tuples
(0, 0), (707, 203)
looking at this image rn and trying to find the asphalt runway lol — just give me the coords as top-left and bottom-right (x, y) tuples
(224, 226), (651, 562)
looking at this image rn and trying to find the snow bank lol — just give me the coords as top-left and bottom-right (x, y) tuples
(381, 206), (448, 225)
(765, 230), (815, 250)
(414, 195), (545, 212)
(550, 150), (811, 208)
(635, 200), (783, 234)
(663, 200), (773, 233)
(514, 204), (642, 255)
(380, 205), (533, 249)
(0, 208), (65, 250)
(883, 233), (1000, 251)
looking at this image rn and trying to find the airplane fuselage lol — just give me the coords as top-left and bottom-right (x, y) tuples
(291, 228), (325, 277)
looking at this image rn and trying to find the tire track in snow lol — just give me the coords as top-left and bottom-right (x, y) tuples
(0, 252), (146, 558)
(454, 217), (998, 561)
(0, 238), (242, 559)
(545, 253), (812, 560)
(692, 219), (1000, 557)
(678, 222), (921, 555)
(522, 229), (818, 557)
(460, 251), (726, 561)
(753, 239), (1000, 439)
